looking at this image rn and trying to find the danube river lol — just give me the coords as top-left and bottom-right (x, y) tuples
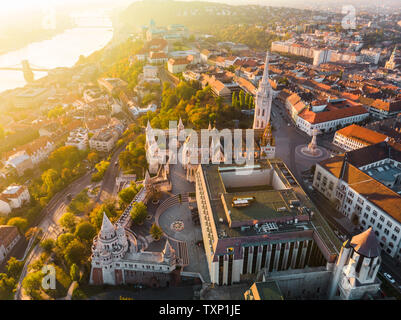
(0, 15), (113, 93)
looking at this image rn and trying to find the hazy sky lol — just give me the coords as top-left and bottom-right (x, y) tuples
(0, 0), (391, 15)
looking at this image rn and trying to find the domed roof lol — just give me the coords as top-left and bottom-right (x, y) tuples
(349, 227), (380, 258)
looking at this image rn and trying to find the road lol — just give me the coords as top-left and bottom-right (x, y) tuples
(96, 143), (127, 203)
(271, 100), (401, 297)
(14, 172), (93, 300)
(158, 67), (178, 87)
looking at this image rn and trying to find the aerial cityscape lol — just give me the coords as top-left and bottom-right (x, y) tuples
(1, 0), (401, 306)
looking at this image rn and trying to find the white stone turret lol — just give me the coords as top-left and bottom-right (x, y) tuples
(163, 239), (176, 264)
(178, 117), (185, 133)
(329, 228), (381, 300)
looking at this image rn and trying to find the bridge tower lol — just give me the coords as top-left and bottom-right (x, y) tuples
(21, 60), (34, 83)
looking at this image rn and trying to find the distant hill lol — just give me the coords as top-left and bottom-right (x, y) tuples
(119, 0), (307, 33)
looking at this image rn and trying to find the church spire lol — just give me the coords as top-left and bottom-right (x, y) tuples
(146, 120), (152, 132)
(253, 50), (273, 130)
(261, 51), (270, 84)
(144, 170), (151, 186)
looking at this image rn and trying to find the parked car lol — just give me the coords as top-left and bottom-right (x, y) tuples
(384, 272), (395, 284)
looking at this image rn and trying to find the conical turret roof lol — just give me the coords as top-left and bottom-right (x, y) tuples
(163, 239), (175, 258)
(350, 227), (380, 258)
(100, 212), (115, 237)
(146, 120), (152, 132)
(144, 170), (151, 186)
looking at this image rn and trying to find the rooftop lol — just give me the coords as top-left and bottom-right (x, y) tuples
(336, 124), (388, 146)
(200, 160), (341, 256)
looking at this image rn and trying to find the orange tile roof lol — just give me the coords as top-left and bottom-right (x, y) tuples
(169, 57), (189, 65)
(371, 99), (401, 112)
(287, 93), (301, 106)
(299, 102), (367, 124)
(336, 124), (388, 146)
(0, 225), (19, 248)
(349, 171), (401, 224)
(149, 52), (167, 59)
(235, 76), (256, 95)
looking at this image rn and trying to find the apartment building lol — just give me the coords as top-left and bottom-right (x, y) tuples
(0, 185), (30, 215)
(313, 141), (401, 260)
(89, 128), (119, 153)
(333, 124), (388, 151)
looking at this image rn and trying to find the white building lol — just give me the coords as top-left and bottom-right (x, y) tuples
(328, 228), (381, 300)
(130, 103), (158, 117)
(296, 99), (369, 136)
(332, 124), (388, 152)
(90, 213), (178, 286)
(66, 128), (89, 151)
(313, 49), (332, 66)
(5, 151), (33, 176)
(0, 226), (21, 263)
(0, 185), (30, 215)
(89, 128), (119, 153)
(313, 141), (401, 260)
(361, 49), (381, 65)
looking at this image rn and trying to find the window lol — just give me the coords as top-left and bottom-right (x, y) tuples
(379, 216), (385, 222)
(357, 197), (364, 205)
(395, 227), (400, 233)
(387, 221), (393, 228)
(363, 213), (369, 219)
(370, 218), (375, 224)
(348, 191), (354, 198)
(377, 223), (382, 230)
(328, 181), (334, 191)
(391, 235), (397, 241)
(361, 220), (366, 226)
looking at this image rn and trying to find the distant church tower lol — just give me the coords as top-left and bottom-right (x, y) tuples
(253, 51), (273, 130)
(328, 227), (381, 300)
(385, 46), (398, 70)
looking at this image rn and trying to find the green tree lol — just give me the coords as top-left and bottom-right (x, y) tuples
(41, 169), (60, 194)
(245, 92), (250, 107)
(59, 212), (77, 233)
(0, 274), (16, 300)
(22, 271), (43, 296)
(57, 233), (75, 251)
(70, 264), (80, 282)
(130, 202), (148, 225)
(74, 222), (96, 241)
(6, 257), (24, 279)
(40, 239), (56, 254)
(64, 239), (87, 266)
(239, 90), (245, 108)
(150, 223), (163, 241)
(118, 185), (140, 207)
(92, 161), (110, 182)
(7, 217), (28, 233)
(87, 152), (99, 165)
